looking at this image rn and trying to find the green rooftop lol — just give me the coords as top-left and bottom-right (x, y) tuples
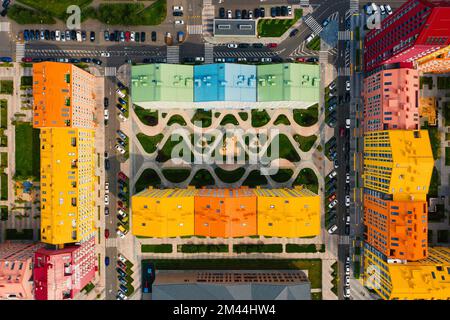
(131, 64), (194, 103)
(257, 63), (320, 102)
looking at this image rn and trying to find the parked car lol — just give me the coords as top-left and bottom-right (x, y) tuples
(115, 144), (126, 154)
(117, 291), (127, 300)
(92, 59), (102, 65)
(118, 97), (127, 106)
(327, 170), (337, 180)
(345, 195), (351, 207)
(267, 43), (277, 48)
(141, 31), (146, 42)
(328, 193), (336, 202)
(173, 6), (183, 11)
(116, 268), (126, 277)
(116, 88), (126, 98)
(90, 31), (95, 42)
(345, 118), (351, 129)
(151, 31), (156, 42)
(327, 224), (338, 234)
(346, 80), (351, 91)
(104, 109), (109, 121)
(227, 9), (232, 19)
(328, 199), (338, 209)
(104, 229), (110, 238)
(104, 194), (109, 205)
(117, 130), (127, 140)
(118, 254), (127, 263)
(346, 173), (350, 184)
(219, 7), (225, 18)
(104, 30), (109, 41)
(386, 4), (393, 15)
(105, 256), (110, 266)
(105, 207), (109, 216)
(118, 171), (128, 181)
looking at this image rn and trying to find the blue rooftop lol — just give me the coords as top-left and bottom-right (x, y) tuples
(194, 64), (257, 102)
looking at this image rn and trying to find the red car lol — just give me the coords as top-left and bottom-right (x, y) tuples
(296, 57), (306, 62)
(125, 31), (131, 42)
(22, 57), (33, 62)
(328, 193), (336, 202)
(118, 200), (127, 209)
(340, 127), (345, 137)
(118, 171), (128, 181)
(267, 43), (277, 48)
(105, 229), (110, 239)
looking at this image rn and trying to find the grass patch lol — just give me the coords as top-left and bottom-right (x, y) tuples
(220, 114), (239, 126)
(0, 152), (7, 168)
(238, 112), (248, 121)
(180, 244), (228, 253)
(446, 148), (450, 166)
(134, 106), (158, 126)
(156, 134), (185, 162)
(82, 282), (95, 294)
(191, 109), (212, 128)
(0, 80), (13, 95)
(167, 114), (187, 126)
(7, 4), (56, 24)
(293, 168), (318, 193)
(161, 169), (191, 183)
(306, 36), (320, 51)
(0, 206), (7, 221)
(444, 102), (450, 126)
(294, 134), (317, 152)
(265, 134), (300, 162)
(242, 170), (268, 187)
(293, 104), (318, 127)
(214, 167), (245, 183)
(233, 244), (283, 253)
(257, 9), (303, 37)
(286, 244), (317, 253)
(0, 100), (7, 128)
(189, 169), (215, 188)
(96, 0), (166, 26)
(136, 133), (163, 154)
(135, 169), (161, 193)
(251, 110), (271, 127)
(426, 126), (440, 160)
(20, 76), (33, 89)
(14, 122), (40, 181)
(141, 244), (172, 253)
(0, 174), (7, 200)
(331, 262), (338, 295)
(147, 258), (322, 289)
(273, 114), (291, 126)
(311, 292), (322, 300)
(270, 169), (293, 183)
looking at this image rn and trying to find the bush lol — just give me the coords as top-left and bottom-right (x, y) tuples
(180, 244), (228, 253)
(0, 80), (13, 94)
(141, 244), (172, 253)
(162, 169), (191, 183)
(189, 169), (215, 188)
(220, 114), (239, 126)
(251, 110), (271, 127)
(167, 114), (186, 126)
(134, 105), (158, 126)
(234, 244), (283, 253)
(293, 168), (318, 193)
(135, 169), (161, 193)
(286, 244), (317, 253)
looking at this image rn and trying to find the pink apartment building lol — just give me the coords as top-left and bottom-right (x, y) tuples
(0, 242), (45, 300)
(34, 236), (97, 300)
(363, 68), (420, 132)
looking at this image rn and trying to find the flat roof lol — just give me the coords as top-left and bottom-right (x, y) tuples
(213, 19), (256, 36)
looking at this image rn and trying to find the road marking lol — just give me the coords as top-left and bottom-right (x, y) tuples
(187, 25), (203, 35)
(105, 67), (117, 77)
(303, 14), (324, 35)
(16, 43), (25, 61)
(166, 46), (180, 63)
(204, 43), (214, 64)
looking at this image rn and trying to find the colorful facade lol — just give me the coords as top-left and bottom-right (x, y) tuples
(417, 44), (450, 73)
(363, 130), (434, 201)
(363, 68), (419, 132)
(132, 188), (196, 237)
(194, 188), (257, 238)
(33, 62), (95, 129)
(364, 244), (450, 300)
(34, 237), (97, 300)
(363, 190), (427, 261)
(0, 242), (45, 300)
(255, 187), (320, 238)
(364, 0), (450, 72)
(39, 128), (96, 245)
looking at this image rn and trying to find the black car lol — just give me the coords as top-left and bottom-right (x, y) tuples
(68, 58), (80, 63)
(70, 30), (76, 41)
(92, 59), (102, 65)
(2, 0), (10, 8)
(90, 31), (95, 42)
(242, 10), (247, 19)
(290, 29), (299, 37)
(151, 31), (156, 42)
(281, 6), (288, 16)
(219, 7), (225, 18)
(81, 30), (86, 41)
(44, 30), (50, 40)
(117, 81), (126, 90)
(105, 159), (110, 170)
(105, 207), (109, 216)
(260, 7), (265, 18)
(115, 30), (120, 42)
(252, 43), (263, 48)
(254, 8), (260, 18)
(104, 97), (109, 108)
(141, 31), (146, 42)
(135, 32), (140, 42)
(238, 43), (249, 48)
(0, 9), (6, 17)
(50, 30), (55, 40)
(81, 58), (92, 63)
(29, 30), (35, 40)
(306, 57), (319, 63)
(143, 58), (153, 63)
(173, 11), (183, 16)
(270, 7), (276, 17)
(235, 9), (241, 19)
(104, 30), (109, 41)
(109, 32), (115, 42)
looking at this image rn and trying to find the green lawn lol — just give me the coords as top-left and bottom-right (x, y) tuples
(135, 169), (161, 193)
(265, 134), (300, 162)
(189, 169), (215, 188)
(446, 147), (450, 166)
(293, 168), (318, 193)
(419, 77), (433, 90)
(286, 244), (317, 253)
(293, 104), (318, 127)
(257, 9), (303, 37)
(161, 169), (191, 183)
(294, 134), (317, 152)
(7, 4), (56, 24)
(437, 77), (450, 90)
(20, 76), (33, 89)
(96, 0), (166, 25)
(180, 244), (228, 253)
(426, 126), (440, 160)
(214, 167), (245, 183)
(134, 106), (158, 126)
(270, 168), (293, 183)
(0, 206), (7, 221)
(146, 258), (322, 289)
(444, 102), (450, 126)
(141, 244), (172, 253)
(156, 134), (192, 163)
(273, 114), (291, 126)
(0, 174), (7, 200)
(0, 152), (7, 168)
(15, 122), (40, 181)
(136, 133), (163, 154)
(220, 114), (239, 126)
(251, 110), (271, 127)
(191, 109), (212, 128)
(306, 36), (320, 51)
(0, 81), (13, 95)
(428, 166), (439, 198)
(16, 0), (92, 19)
(242, 170), (268, 187)
(238, 112), (248, 121)
(167, 114), (186, 126)
(234, 244), (283, 253)
(0, 100), (7, 128)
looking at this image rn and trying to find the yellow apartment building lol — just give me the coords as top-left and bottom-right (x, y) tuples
(132, 188), (196, 237)
(39, 128), (96, 245)
(363, 130), (434, 201)
(255, 186), (320, 237)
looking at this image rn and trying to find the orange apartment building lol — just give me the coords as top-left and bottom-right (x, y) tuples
(194, 188), (257, 237)
(33, 62), (96, 129)
(364, 190), (428, 261)
(363, 68), (419, 132)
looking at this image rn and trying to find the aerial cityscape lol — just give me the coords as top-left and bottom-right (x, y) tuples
(0, 0), (450, 306)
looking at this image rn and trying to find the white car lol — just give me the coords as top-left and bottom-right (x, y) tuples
(386, 4), (393, 15)
(130, 31), (135, 42)
(115, 144), (126, 154)
(117, 291), (127, 300)
(261, 57), (272, 63)
(227, 10), (232, 19)
(104, 194), (109, 205)
(345, 195), (351, 207)
(116, 230), (126, 239)
(329, 81), (336, 90)
(227, 43), (238, 48)
(379, 5), (386, 15)
(327, 224), (338, 234)
(118, 113), (127, 122)
(345, 276), (350, 287)
(55, 30), (60, 41)
(105, 182), (109, 194)
(118, 208), (127, 218)
(118, 254), (127, 263)
(288, 5), (292, 15)
(371, 2), (379, 13)
(346, 173), (350, 184)
(345, 265), (350, 276)
(346, 256), (350, 263)
(248, 10), (253, 19)
(306, 33), (315, 43)
(328, 170), (337, 179)
(173, 6), (183, 11)
(328, 199), (338, 209)
(101, 52), (111, 57)
(345, 80), (351, 91)
(343, 287), (350, 298)
(346, 215), (350, 225)
(104, 109), (109, 120)
(116, 88), (126, 98)
(76, 30), (82, 42)
(345, 118), (351, 129)
(175, 20), (184, 25)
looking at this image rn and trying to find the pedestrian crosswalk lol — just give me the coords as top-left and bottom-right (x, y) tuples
(338, 67), (351, 76)
(187, 25), (203, 35)
(350, 0), (359, 12)
(0, 22), (10, 32)
(319, 51), (329, 63)
(106, 238), (118, 248)
(204, 43), (214, 64)
(167, 46), (180, 64)
(303, 14), (323, 35)
(300, 0), (310, 6)
(202, 4), (215, 36)
(105, 67), (116, 77)
(338, 30), (352, 40)
(328, 11), (339, 22)
(16, 43), (25, 62)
